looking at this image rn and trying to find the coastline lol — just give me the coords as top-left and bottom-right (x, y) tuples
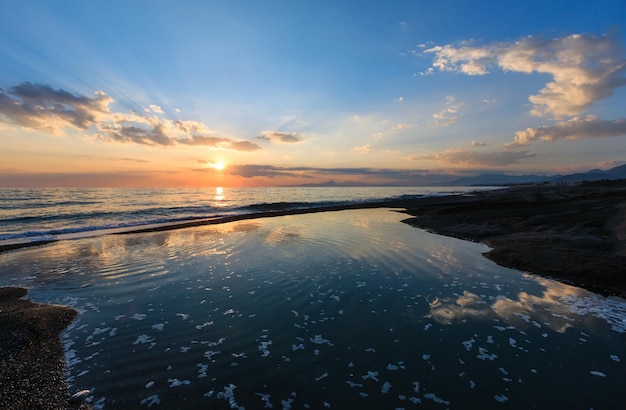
(1, 181), (625, 407)
(401, 181), (626, 298)
(2, 182), (625, 297)
(0, 287), (90, 410)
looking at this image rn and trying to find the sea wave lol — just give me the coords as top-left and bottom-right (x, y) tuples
(0, 187), (490, 250)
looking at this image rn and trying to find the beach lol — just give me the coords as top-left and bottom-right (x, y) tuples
(1, 181), (625, 408)
(400, 181), (626, 298)
(0, 287), (89, 409)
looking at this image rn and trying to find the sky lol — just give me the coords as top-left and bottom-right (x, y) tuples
(1, 0), (625, 187)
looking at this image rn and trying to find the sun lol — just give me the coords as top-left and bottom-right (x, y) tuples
(211, 160), (226, 171)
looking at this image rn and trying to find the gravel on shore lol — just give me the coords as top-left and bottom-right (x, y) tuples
(401, 181), (626, 297)
(0, 287), (90, 410)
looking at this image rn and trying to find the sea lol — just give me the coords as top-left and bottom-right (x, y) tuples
(0, 186), (478, 248)
(1, 187), (625, 409)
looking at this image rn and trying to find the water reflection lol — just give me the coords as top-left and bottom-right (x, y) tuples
(426, 280), (591, 334)
(214, 186), (225, 202)
(0, 209), (624, 408)
(428, 291), (491, 324)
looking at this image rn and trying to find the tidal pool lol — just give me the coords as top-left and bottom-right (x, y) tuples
(1, 209), (624, 409)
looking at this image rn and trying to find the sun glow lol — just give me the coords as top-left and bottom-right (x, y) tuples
(211, 161), (226, 171)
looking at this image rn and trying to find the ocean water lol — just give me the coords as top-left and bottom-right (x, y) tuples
(0, 187), (477, 247)
(1, 206), (625, 409)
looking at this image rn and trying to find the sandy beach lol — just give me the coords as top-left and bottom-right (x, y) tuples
(1, 181), (625, 408)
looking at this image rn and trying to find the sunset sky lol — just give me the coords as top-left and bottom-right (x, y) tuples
(1, 0), (625, 187)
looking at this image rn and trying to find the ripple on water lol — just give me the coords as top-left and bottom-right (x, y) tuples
(1, 209), (625, 409)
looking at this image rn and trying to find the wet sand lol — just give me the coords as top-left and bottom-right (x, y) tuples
(1, 181), (625, 407)
(0, 287), (90, 410)
(400, 181), (626, 298)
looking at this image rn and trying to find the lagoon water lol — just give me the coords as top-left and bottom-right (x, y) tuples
(1, 208), (625, 409)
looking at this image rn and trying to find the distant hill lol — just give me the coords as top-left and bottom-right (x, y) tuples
(288, 164), (626, 187)
(292, 180), (377, 187)
(447, 164), (626, 186)
(446, 173), (554, 186)
(551, 164), (626, 184)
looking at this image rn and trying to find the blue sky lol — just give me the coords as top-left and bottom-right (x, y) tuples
(1, 0), (625, 186)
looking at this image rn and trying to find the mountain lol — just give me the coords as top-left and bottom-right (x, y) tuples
(289, 165), (626, 187)
(447, 164), (626, 186)
(292, 180), (378, 187)
(552, 164), (626, 184)
(446, 173), (554, 186)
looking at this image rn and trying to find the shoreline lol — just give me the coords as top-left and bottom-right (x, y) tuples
(2, 182), (625, 296)
(1, 181), (625, 407)
(0, 287), (90, 410)
(401, 181), (626, 298)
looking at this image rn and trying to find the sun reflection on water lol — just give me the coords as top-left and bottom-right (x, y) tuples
(214, 186), (225, 202)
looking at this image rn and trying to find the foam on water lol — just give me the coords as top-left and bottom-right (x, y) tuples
(1, 186), (486, 248)
(1, 208), (625, 408)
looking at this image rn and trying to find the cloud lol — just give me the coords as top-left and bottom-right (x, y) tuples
(0, 82), (261, 151)
(216, 164), (302, 179)
(424, 33), (626, 118)
(0, 82), (111, 134)
(176, 134), (261, 151)
(98, 122), (174, 146)
(352, 144), (371, 153)
(149, 104), (163, 114)
(351, 114), (373, 124)
(257, 130), (304, 144)
(432, 95), (464, 127)
(208, 164), (441, 184)
(0, 170), (164, 187)
(507, 115), (626, 147)
(411, 148), (536, 167)
(395, 96), (404, 102)
(229, 140), (263, 151)
(393, 122), (412, 130)
(471, 140), (488, 147)
(88, 156), (149, 163)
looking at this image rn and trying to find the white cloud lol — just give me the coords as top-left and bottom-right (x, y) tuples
(424, 33), (626, 118)
(507, 115), (626, 147)
(351, 114), (371, 122)
(352, 144), (371, 154)
(395, 96), (404, 102)
(471, 140), (488, 147)
(0, 82), (261, 151)
(432, 95), (464, 127)
(411, 148), (536, 167)
(393, 122), (412, 130)
(257, 130), (304, 143)
(149, 104), (163, 114)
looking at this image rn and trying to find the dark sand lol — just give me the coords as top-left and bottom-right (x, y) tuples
(1, 181), (625, 407)
(400, 181), (626, 298)
(0, 287), (89, 410)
